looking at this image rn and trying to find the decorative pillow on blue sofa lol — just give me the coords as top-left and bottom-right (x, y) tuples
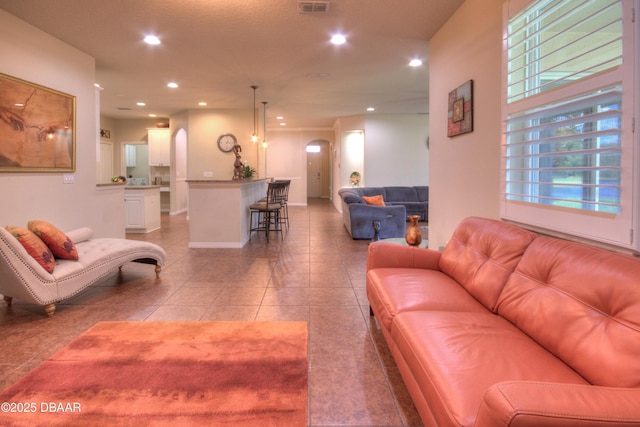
(363, 195), (385, 206)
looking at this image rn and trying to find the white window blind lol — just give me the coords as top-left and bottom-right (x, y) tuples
(507, 0), (622, 104)
(505, 86), (622, 213)
(501, 0), (636, 249)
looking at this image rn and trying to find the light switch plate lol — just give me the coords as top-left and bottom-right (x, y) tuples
(204, 171), (213, 177)
(63, 173), (75, 184)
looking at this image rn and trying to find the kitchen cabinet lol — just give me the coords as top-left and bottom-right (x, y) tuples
(148, 128), (170, 166)
(125, 187), (161, 233)
(125, 145), (137, 167)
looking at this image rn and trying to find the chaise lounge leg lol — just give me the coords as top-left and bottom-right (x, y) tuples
(155, 264), (161, 276)
(44, 303), (56, 317)
(370, 306), (374, 316)
(4, 295), (12, 306)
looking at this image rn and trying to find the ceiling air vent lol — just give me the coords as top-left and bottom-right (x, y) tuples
(297, 1), (330, 14)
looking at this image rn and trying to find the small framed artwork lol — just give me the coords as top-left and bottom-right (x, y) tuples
(0, 72), (76, 172)
(447, 79), (473, 137)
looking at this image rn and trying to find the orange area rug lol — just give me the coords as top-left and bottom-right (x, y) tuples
(0, 321), (308, 426)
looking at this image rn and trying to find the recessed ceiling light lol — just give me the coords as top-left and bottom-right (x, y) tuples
(198, 102), (207, 106)
(167, 82), (178, 88)
(367, 107), (375, 112)
(149, 114), (157, 117)
(144, 35), (161, 45)
(14, 103), (24, 107)
(280, 122), (286, 126)
(136, 102), (146, 106)
(276, 116), (284, 120)
(330, 34), (346, 45)
(409, 59), (423, 67)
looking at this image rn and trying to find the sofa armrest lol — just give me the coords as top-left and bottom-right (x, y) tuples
(476, 381), (640, 427)
(347, 204), (407, 239)
(367, 242), (441, 272)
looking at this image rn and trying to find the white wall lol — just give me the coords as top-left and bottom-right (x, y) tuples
(364, 114), (429, 187)
(0, 10), (124, 237)
(331, 114), (429, 212)
(428, 0), (503, 249)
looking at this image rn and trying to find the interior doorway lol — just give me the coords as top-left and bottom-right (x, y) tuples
(306, 140), (330, 199)
(172, 128), (188, 215)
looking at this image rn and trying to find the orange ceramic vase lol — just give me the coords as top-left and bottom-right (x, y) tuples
(405, 215), (422, 246)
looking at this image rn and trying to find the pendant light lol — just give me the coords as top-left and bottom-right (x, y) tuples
(261, 101), (268, 149)
(250, 85), (258, 143)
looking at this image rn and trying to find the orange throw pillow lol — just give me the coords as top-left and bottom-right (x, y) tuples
(28, 220), (79, 260)
(5, 226), (55, 273)
(362, 195), (385, 206)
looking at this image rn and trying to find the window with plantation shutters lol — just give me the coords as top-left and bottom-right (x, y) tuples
(501, 0), (636, 249)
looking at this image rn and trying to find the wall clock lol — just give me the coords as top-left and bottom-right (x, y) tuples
(217, 133), (237, 152)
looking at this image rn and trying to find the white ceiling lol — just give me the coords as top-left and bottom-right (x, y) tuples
(0, 0), (464, 128)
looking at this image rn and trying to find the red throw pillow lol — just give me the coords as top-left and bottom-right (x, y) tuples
(362, 195), (385, 206)
(28, 220), (78, 260)
(5, 226), (55, 273)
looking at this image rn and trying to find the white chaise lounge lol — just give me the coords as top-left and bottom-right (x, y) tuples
(0, 226), (167, 316)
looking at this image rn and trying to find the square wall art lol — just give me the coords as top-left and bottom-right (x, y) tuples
(447, 79), (473, 137)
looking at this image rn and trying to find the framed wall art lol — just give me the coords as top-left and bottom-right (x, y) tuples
(0, 72), (76, 172)
(447, 79), (473, 137)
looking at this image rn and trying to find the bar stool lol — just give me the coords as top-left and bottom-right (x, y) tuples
(249, 181), (287, 242)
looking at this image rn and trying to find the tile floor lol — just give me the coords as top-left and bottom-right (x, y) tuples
(0, 198), (423, 426)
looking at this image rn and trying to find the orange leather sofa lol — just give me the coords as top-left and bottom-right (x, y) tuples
(366, 216), (640, 427)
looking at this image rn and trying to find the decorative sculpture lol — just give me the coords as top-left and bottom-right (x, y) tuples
(371, 220), (381, 243)
(232, 144), (244, 180)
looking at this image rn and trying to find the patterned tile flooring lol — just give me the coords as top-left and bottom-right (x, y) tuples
(0, 198), (422, 426)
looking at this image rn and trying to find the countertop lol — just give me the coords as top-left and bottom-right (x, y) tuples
(186, 178), (271, 184)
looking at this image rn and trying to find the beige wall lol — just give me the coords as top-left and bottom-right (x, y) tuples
(428, 0), (503, 249)
(0, 10), (125, 238)
(186, 109), (257, 181)
(267, 129), (335, 205)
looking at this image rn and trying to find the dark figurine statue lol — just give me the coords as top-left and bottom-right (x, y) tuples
(232, 144), (244, 180)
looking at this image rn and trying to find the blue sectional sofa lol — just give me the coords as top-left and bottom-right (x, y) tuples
(338, 186), (428, 240)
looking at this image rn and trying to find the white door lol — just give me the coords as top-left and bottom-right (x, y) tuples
(307, 152), (322, 197)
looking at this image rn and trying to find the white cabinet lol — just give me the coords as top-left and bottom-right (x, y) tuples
(148, 128), (170, 166)
(125, 187), (161, 233)
(125, 145), (137, 167)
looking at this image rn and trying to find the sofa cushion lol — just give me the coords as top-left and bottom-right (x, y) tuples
(414, 186), (429, 202)
(391, 310), (589, 427)
(496, 236), (640, 388)
(388, 201), (425, 212)
(439, 217), (537, 312)
(367, 268), (487, 332)
(5, 226), (55, 273)
(359, 187), (385, 197)
(28, 220), (78, 260)
(362, 195), (385, 206)
(383, 186), (418, 202)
